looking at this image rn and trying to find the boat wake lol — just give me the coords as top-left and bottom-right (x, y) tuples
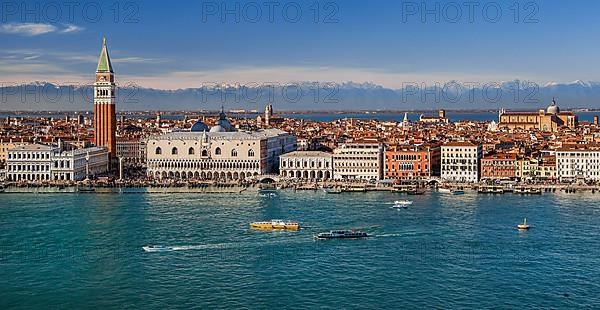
(373, 233), (401, 238)
(143, 239), (310, 253)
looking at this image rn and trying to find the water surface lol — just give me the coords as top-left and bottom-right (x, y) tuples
(1, 191), (599, 308)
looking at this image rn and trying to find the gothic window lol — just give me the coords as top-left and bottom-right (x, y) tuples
(231, 149), (238, 157)
(202, 150), (208, 157)
(215, 147), (221, 155)
(188, 147), (195, 155)
(155, 147), (162, 155)
(172, 147), (178, 155)
(248, 149), (255, 157)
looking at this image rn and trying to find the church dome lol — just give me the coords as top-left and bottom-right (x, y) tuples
(216, 119), (233, 131)
(547, 98), (560, 114)
(190, 120), (209, 132)
(209, 125), (226, 132)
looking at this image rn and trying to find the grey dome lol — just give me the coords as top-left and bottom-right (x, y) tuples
(547, 98), (560, 114)
(191, 120), (209, 132)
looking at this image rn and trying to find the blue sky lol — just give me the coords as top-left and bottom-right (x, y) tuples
(1, 0), (600, 89)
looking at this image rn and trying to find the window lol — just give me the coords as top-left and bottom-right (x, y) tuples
(231, 149), (238, 157)
(202, 150), (208, 156)
(188, 147), (195, 155)
(156, 147), (162, 155)
(248, 149), (254, 157)
(172, 147), (178, 155)
(215, 147), (221, 155)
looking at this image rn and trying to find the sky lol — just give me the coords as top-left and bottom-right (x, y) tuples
(1, 0), (600, 89)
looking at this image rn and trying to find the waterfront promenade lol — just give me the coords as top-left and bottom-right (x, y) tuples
(1, 179), (598, 194)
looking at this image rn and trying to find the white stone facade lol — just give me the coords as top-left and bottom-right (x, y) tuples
(279, 151), (334, 180)
(146, 129), (296, 180)
(556, 148), (600, 181)
(333, 142), (384, 180)
(441, 142), (482, 183)
(6, 144), (109, 181)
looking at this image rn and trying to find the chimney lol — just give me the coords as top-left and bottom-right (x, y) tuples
(594, 115), (599, 125)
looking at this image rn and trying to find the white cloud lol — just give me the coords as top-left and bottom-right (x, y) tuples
(0, 23), (57, 36)
(23, 55), (40, 61)
(112, 57), (169, 64)
(0, 23), (84, 36)
(60, 24), (84, 34)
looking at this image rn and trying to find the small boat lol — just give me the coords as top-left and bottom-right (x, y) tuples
(250, 219), (300, 230)
(438, 187), (452, 194)
(324, 188), (342, 194)
(517, 218), (530, 230)
(142, 245), (174, 252)
(439, 187), (464, 195)
(259, 192), (277, 198)
(77, 186), (95, 193)
(314, 230), (369, 240)
(528, 188), (542, 195)
(391, 200), (412, 209)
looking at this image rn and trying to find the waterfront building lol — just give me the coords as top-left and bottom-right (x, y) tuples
(534, 155), (557, 181)
(279, 151), (334, 179)
(499, 99), (577, 132)
(556, 145), (600, 181)
(515, 157), (534, 181)
(333, 141), (384, 180)
(94, 37), (117, 158)
(480, 153), (517, 180)
(146, 112), (296, 180)
(441, 141), (482, 182)
(384, 144), (441, 179)
(0, 139), (30, 164)
(116, 138), (147, 164)
(6, 144), (109, 181)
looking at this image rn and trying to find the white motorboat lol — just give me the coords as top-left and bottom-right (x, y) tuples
(391, 200), (412, 209)
(142, 245), (174, 252)
(439, 187), (464, 195)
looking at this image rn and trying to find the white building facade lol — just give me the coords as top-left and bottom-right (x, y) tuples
(279, 151), (334, 180)
(333, 142), (384, 180)
(6, 144), (109, 181)
(556, 147), (600, 181)
(146, 129), (296, 180)
(441, 142), (482, 182)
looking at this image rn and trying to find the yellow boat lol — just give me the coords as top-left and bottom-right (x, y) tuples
(250, 219), (300, 230)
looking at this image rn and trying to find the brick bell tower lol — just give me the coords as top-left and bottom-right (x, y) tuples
(93, 37), (117, 160)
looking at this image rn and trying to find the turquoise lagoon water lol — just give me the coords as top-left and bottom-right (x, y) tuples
(1, 191), (600, 309)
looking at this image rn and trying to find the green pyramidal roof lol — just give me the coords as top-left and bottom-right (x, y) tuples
(96, 37), (114, 73)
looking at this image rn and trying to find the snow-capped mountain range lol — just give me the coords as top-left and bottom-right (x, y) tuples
(2, 80), (600, 111)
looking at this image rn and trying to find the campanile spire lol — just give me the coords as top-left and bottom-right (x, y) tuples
(93, 37), (117, 159)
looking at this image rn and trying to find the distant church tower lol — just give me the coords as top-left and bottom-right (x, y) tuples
(265, 104), (273, 126)
(94, 37), (117, 159)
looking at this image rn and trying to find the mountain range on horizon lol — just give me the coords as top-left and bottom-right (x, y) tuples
(2, 80), (600, 111)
